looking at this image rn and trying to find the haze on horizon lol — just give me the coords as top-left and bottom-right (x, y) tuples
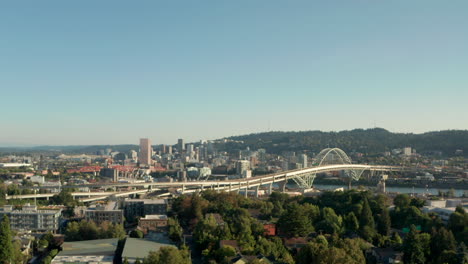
(1, 1), (467, 146)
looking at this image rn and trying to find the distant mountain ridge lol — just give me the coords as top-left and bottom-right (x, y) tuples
(222, 128), (468, 156)
(1, 128), (467, 157)
(0, 144), (139, 155)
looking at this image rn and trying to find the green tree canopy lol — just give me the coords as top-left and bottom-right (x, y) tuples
(316, 207), (343, 235)
(403, 225), (426, 264)
(0, 215), (13, 264)
(143, 246), (190, 264)
(277, 202), (314, 237)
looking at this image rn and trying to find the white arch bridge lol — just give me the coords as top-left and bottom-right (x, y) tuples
(192, 147), (403, 190)
(15, 148), (404, 200)
(175, 163), (403, 195)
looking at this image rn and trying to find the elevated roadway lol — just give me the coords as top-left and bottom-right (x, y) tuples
(13, 164), (403, 201)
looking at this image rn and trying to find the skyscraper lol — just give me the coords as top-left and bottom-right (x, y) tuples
(236, 160), (251, 177)
(178, 139), (185, 152)
(299, 154), (308, 168)
(139, 138), (152, 166)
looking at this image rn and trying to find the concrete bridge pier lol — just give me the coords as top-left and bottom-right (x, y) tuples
(255, 185), (260, 198)
(229, 183), (232, 192)
(279, 179), (287, 192)
(269, 182), (273, 194)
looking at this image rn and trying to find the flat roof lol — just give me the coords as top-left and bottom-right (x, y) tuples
(57, 238), (119, 257)
(124, 199), (166, 204)
(121, 238), (176, 262)
(52, 255), (113, 264)
(86, 201), (121, 212)
(141, 215), (168, 220)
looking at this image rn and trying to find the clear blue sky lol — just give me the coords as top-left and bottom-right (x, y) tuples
(1, 0), (467, 145)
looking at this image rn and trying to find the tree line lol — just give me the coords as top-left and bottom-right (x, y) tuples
(167, 190), (467, 264)
(220, 128), (468, 156)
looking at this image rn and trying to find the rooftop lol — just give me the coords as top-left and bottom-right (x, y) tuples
(140, 215), (168, 220)
(0, 205), (61, 215)
(121, 237), (176, 262)
(124, 198), (167, 205)
(52, 255), (114, 264)
(56, 238), (119, 257)
(87, 201), (120, 211)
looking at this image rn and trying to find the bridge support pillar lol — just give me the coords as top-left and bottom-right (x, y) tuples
(348, 178), (352, 190)
(280, 176), (287, 193)
(245, 181), (249, 198)
(229, 183), (232, 193)
(256, 185), (260, 198)
(182, 184), (185, 193)
(269, 183), (273, 194)
(217, 182), (220, 193)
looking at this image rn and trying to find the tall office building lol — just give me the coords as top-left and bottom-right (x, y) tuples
(168, 146), (173, 154)
(403, 147), (412, 156)
(139, 138), (152, 166)
(178, 139), (185, 152)
(187, 144), (194, 154)
(299, 154), (308, 168)
(236, 160), (251, 177)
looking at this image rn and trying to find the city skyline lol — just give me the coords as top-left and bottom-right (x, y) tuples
(1, 1), (468, 145)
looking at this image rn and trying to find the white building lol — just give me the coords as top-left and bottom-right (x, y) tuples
(30, 175), (45, 184)
(403, 147), (412, 156)
(0, 163), (32, 168)
(298, 154), (308, 168)
(236, 160), (250, 177)
(242, 170), (252, 178)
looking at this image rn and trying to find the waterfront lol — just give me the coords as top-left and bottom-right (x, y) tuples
(313, 184), (467, 197)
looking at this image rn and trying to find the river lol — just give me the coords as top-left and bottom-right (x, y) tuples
(311, 184), (467, 197)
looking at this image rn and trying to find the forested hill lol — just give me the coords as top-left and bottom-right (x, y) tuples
(221, 128), (468, 156)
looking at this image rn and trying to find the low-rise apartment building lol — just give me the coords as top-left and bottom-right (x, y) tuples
(85, 202), (123, 225)
(0, 204), (61, 232)
(124, 199), (168, 222)
(138, 215), (168, 233)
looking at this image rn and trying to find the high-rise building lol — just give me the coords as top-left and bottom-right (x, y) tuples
(236, 160), (250, 177)
(299, 154), (308, 168)
(168, 146), (173, 154)
(139, 138), (152, 166)
(178, 139), (185, 152)
(187, 144), (194, 154)
(403, 147), (412, 156)
(129, 150), (138, 161)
